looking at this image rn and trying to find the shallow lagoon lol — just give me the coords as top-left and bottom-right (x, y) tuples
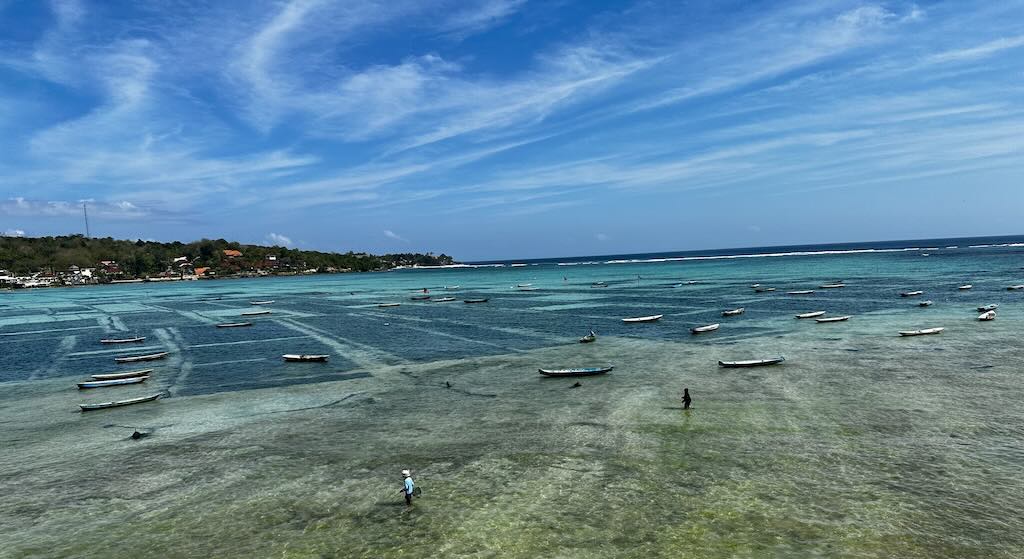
(2, 243), (1024, 557)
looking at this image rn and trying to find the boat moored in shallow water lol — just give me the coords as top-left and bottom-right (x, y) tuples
(722, 308), (745, 316)
(788, 290), (815, 295)
(80, 393), (161, 411)
(463, 298), (489, 304)
(959, 284), (973, 290)
(99, 336), (145, 344)
(78, 376), (149, 389)
(691, 323), (720, 334)
(114, 351), (168, 363)
(578, 330), (596, 343)
(899, 327), (944, 336)
(918, 300), (933, 307)
(216, 322), (253, 328)
(249, 300), (275, 305)
(816, 315), (851, 323)
(282, 354), (329, 362)
(978, 310), (996, 321)
(538, 366), (613, 377)
(91, 369), (153, 380)
(978, 304), (998, 312)
(719, 357), (785, 368)
(795, 311), (826, 319)
(622, 314), (663, 323)
(900, 290), (924, 297)
(241, 310), (271, 316)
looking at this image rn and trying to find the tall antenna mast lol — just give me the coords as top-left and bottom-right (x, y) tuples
(83, 202), (90, 238)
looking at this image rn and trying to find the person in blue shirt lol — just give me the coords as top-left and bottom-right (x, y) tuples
(401, 470), (415, 506)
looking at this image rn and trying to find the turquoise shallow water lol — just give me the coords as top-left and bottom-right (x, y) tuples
(2, 240), (1024, 557)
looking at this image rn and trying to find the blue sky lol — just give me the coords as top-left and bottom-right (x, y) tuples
(1, 0), (1022, 260)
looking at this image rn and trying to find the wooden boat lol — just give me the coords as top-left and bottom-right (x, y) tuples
(433, 296), (456, 302)
(78, 376), (149, 389)
(958, 285), (973, 290)
(378, 303), (401, 308)
(410, 295), (431, 300)
(978, 304), (998, 312)
(795, 311), (826, 319)
(99, 336), (145, 344)
(216, 322), (253, 328)
(691, 323), (720, 334)
(899, 327), (944, 337)
(80, 393), (161, 412)
(115, 351), (169, 363)
(918, 300), (933, 307)
(722, 308), (745, 317)
(754, 287), (775, 293)
(1008, 285), (1024, 291)
(578, 331), (596, 343)
(718, 356), (785, 368)
(241, 309), (271, 316)
(900, 290), (924, 297)
(978, 310), (996, 321)
(91, 368), (153, 380)
(538, 366), (613, 377)
(249, 300), (275, 305)
(622, 314), (663, 323)
(463, 298), (489, 304)
(787, 290), (815, 295)
(816, 315), (851, 323)
(282, 354), (329, 362)
(819, 284), (845, 289)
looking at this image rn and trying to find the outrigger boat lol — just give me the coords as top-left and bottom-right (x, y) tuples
(99, 336), (145, 344)
(691, 323), (720, 334)
(78, 376), (149, 389)
(718, 356), (785, 368)
(816, 315), (851, 323)
(433, 296), (456, 302)
(377, 303), (401, 308)
(899, 327), (944, 337)
(622, 314), (663, 323)
(1008, 285), (1024, 291)
(463, 298), (489, 304)
(754, 287), (775, 293)
(114, 351), (168, 363)
(80, 393), (161, 412)
(538, 366), (613, 377)
(216, 322), (253, 328)
(958, 285), (973, 290)
(795, 311), (826, 319)
(249, 300), (275, 305)
(918, 300), (933, 307)
(788, 290), (815, 295)
(282, 354), (329, 362)
(241, 310), (271, 316)
(90, 368), (153, 380)
(410, 295), (431, 300)
(819, 283), (845, 289)
(900, 290), (924, 297)
(978, 304), (998, 312)
(722, 308), (745, 316)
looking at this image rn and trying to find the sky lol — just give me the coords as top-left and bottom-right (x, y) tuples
(0, 0), (1022, 260)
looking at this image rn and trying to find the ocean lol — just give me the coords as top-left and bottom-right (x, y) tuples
(2, 235), (1023, 558)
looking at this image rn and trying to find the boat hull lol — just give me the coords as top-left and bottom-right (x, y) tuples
(114, 352), (169, 363)
(91, 369), (153, 380)
(78, 376), (149, 389)
(718, 357), (785, 368)
(538, 366), (613, 377)
(80, 393), (161, 411)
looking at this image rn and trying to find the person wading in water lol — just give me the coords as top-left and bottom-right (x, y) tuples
(682, 388), (692, 410)
(400, 470), (415, 506)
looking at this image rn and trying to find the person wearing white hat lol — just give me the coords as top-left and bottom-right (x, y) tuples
(400, 470), (415, 506)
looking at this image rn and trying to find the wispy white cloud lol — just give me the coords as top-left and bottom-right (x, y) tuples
(0, 197), (148, 218)
(266, 232), (293, 246)
(925, 35), (1024, 64)
(383, 229), (408, 242)
(3, 228), (26, 237)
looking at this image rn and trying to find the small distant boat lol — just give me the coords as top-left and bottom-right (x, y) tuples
(463, 298), (489, 304)
(249, 300), (275, 305)
(795, 311), (826, 319)
(80, 393), (161, 412)
(90, 369), (153, 380)
(718, 357), (785, 368)
(1008, 285), (1024, 291)
(445, 286), (460, 290)
(978, 310), (996, 321)
(816, 315), (851, 323)
(410, 295), (431, 300)
(899, 327), (945, 337)
(691, 323), (720, 334)
(115, 351), (169, 363)
(788, 290), (815, 295)
(819, 284), (845, 289)
(722, 308), (745, 317)
(754, 287), (775, 293)
(99, 336), (146, 344)
(216, 322), (253, 328)
(685, 280), (699, 285)
(282, 354), (329, 362)
(510, 263), (527, 267)
(921, 253), (930, 257)
(433, 296), (456, 302)
(750, 283), (761, 288)
(900, 291), (924, 297)
(515, 284), (533, 288)
(516, 287), (539, 291)
(918, 300), (933, 307)
(378, 303), (401, 308)
(78, 376), (149, 389)
(622, 314), (663, 323)
(538, 366), (613, 377)
(958, 285), (973, 290)
(978, 304), (998, 312)
(578, 330), (596, 343)
(591, 282), (609, 288)
(241, 309), (271, 316)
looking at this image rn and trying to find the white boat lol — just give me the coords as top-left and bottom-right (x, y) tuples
(722, 308), (745, 316)
(816, 315), (851, 323)
(249, 300), (275, 305)
(685, 280), (699, 285)
(433, 296), (456, 302)
(900, 291), (924, 297)
(1008, 285), (1024, 291)
(978, 310), (996, 321)
(918, 300), (933, 307)
(216, 322), (253, 328)
(622, 314), (663, 323)
(750, 283), (761, 288)
(444, 286), (460, 290)
(515, 284), (533, 288)
(718, 356), (785, 368)
(510, 263), (527, 267)
(787, 290), (815, 295)
(90, 368), (153, 380)
(977, 304), (998, 312)
(80, 393), (161, 412)
(819, 284), (845, 289)
(958, 285), (973, 290)
(691, 323), (720, 334)
(78, 376), (149, 389)
(538, 366), (613, 377)
(99, 336), (146, 344)
(754, 287), (775, 293)
(795, 311), (826, 319)
(114, 351), (169, 363)
(899, 327), (945, 337)
(241, 309), (271, 316)
(282, 354), (329, 362)
(377, 303), (401, 308)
